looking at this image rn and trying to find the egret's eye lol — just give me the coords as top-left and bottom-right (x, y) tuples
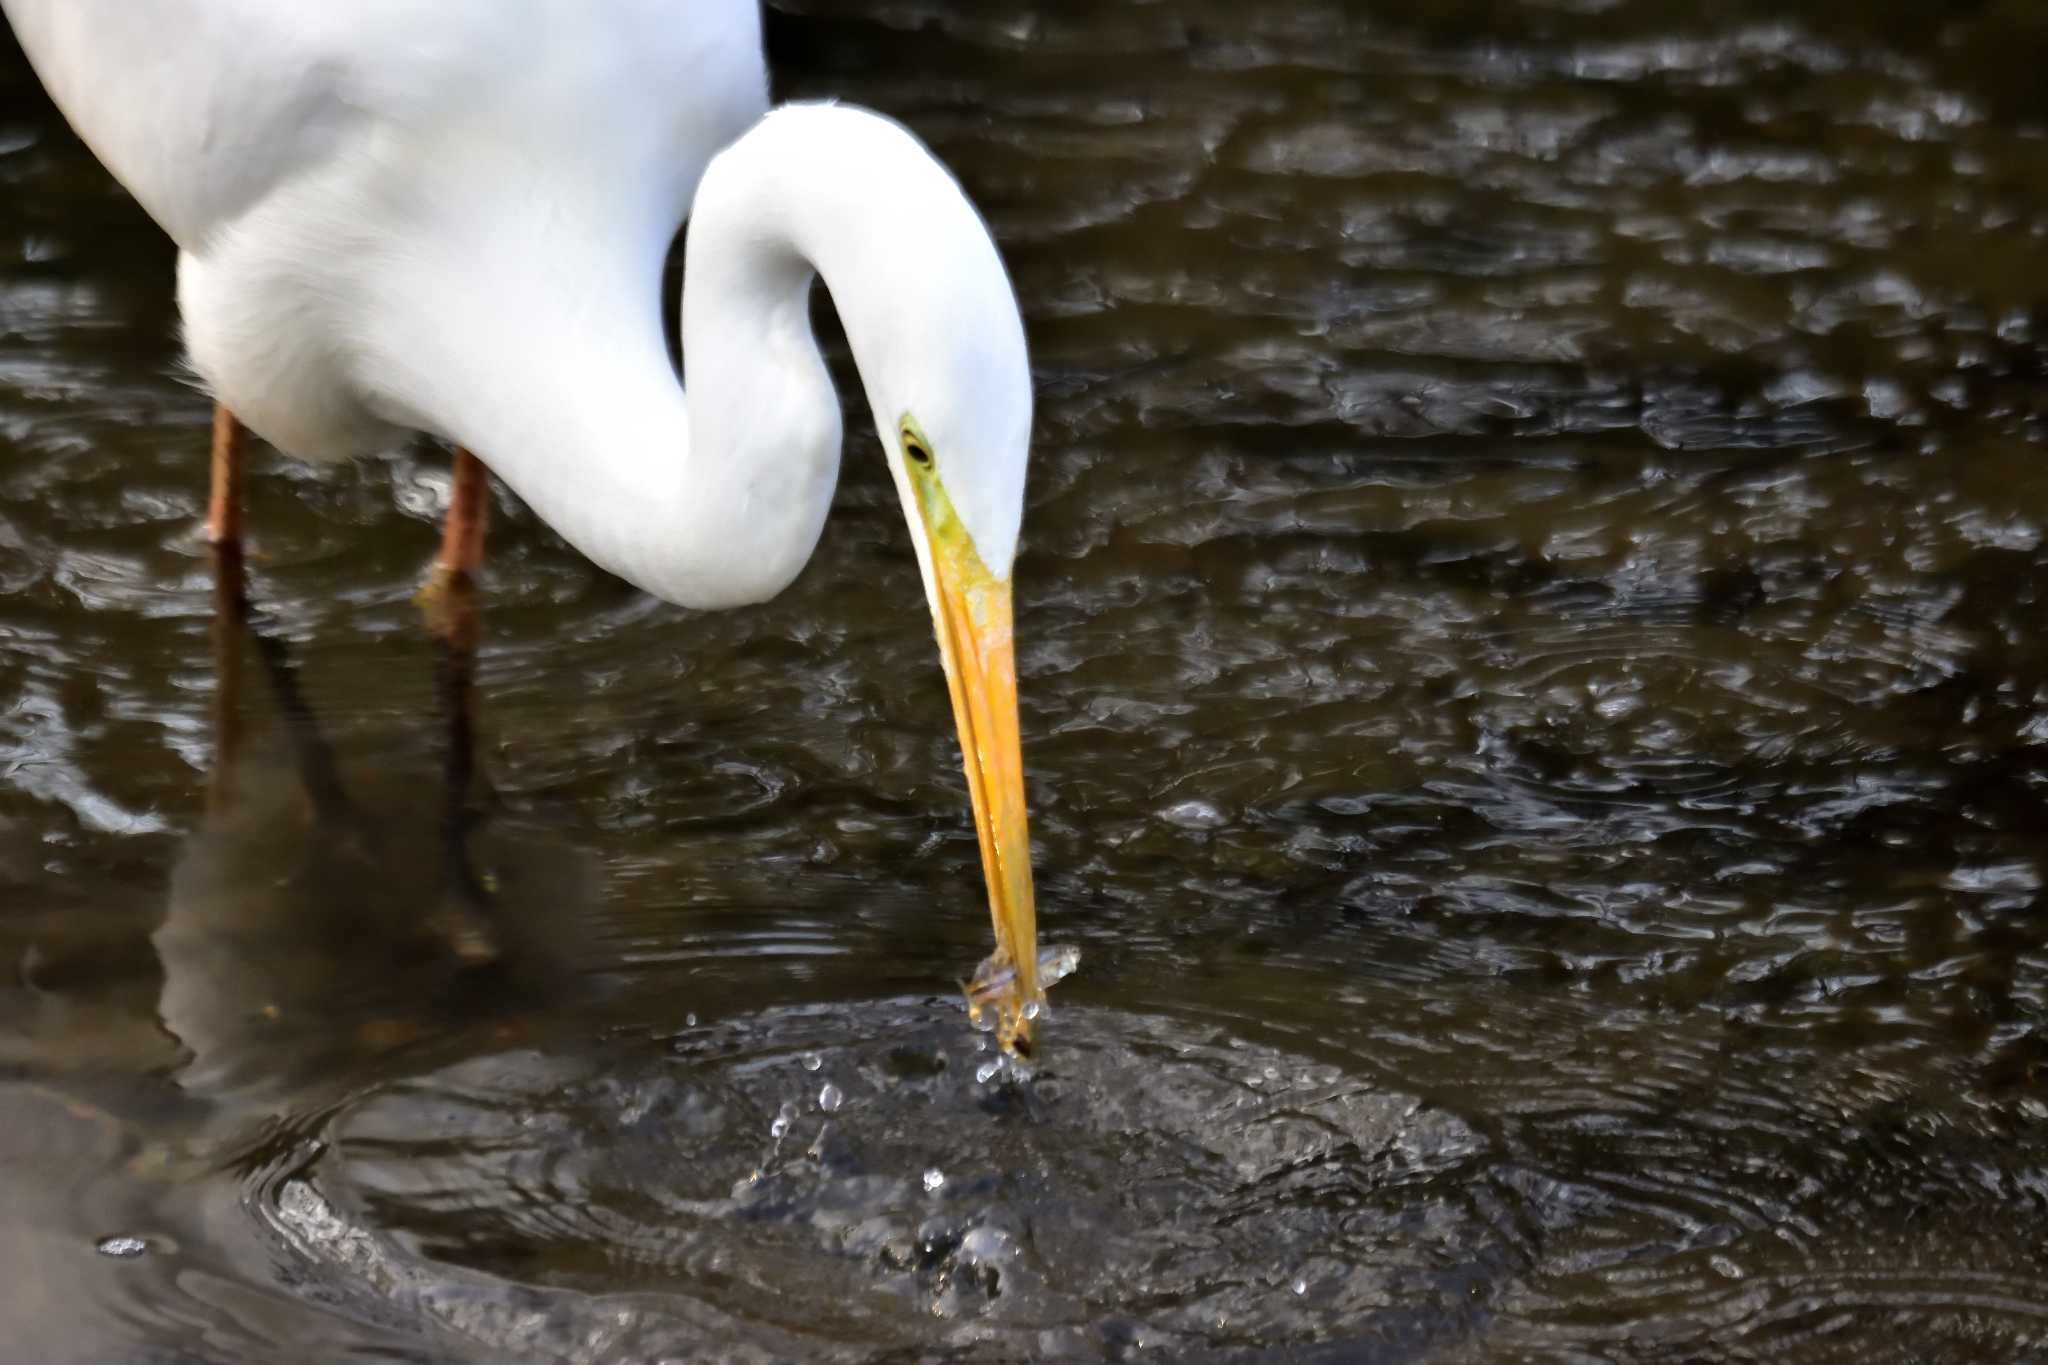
(902, 431), (934, 468)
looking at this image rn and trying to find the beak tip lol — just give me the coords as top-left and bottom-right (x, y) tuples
(965, 948), (1047, 1058)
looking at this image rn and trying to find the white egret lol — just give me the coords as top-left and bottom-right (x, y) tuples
(3, 0), (1050, 1051)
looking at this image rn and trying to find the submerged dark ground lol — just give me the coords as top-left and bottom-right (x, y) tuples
(8, 2), (2048, 1360)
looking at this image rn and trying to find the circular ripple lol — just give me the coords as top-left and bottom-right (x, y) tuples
(255, 1001), (1501, 1360)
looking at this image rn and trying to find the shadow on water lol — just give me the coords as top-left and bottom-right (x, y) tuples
(153, 560), (602, 1107)
(10, 1), (2048, 1360)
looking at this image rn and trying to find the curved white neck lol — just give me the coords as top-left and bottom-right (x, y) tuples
(369, 105), (1020, 611)
(400, 181), (835, 609)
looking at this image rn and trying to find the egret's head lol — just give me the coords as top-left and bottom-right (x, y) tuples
(685, 105), (1047, 1049)
(887, 400), (1040, 1056)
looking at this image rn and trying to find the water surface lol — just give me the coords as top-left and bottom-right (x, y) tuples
(7, 2), (2048, 1360)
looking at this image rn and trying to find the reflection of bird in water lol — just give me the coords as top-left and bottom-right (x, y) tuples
(4, 0), (1052, 1049)
(154, 564), (599, 1103)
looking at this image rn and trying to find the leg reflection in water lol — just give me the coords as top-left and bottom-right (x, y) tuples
(156, 543), (598, 1104)
(427, 569), (501, 967)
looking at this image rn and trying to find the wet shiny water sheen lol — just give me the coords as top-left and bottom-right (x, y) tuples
(7, 2), (2048, 1360)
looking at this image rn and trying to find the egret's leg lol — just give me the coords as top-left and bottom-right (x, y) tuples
(420, 446), (490, 639)
(436, 446), (490, 579)
(204, 404), (247, 546)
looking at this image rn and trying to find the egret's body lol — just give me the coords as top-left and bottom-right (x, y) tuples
(4, 0), (1050, 1046)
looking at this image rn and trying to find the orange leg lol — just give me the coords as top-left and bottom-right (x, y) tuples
(205, 404), (247, 546)
(420, 446), (489, 643)
(204, 405), (250, 813)
(435, 447), (490, 580)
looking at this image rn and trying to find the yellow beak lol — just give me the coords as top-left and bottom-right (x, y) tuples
(918, 498), (1041, 1056)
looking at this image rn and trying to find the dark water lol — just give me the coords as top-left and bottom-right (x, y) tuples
(8, 2), (2048, 1360)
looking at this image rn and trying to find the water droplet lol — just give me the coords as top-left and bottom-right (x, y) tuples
(1159, 799), (1228, 830)
(818, 1083), (844, 1113)
(1021, 999), (1042, 1021)
(800, 1052), (822, 1072)
(1038, 944), (1082, 987)
(770, 1100), (796, 1140)
(975, 1059), (1003, 1084)
(968, 1005), (996, 1033)
(923, 1168), (946, 1193)
(96, 1236), (147, 1259)
(1246, 1073), (1264, 1088)
(1291, 1277), (1308, 1296)
(685, 1012), (697, 1027)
